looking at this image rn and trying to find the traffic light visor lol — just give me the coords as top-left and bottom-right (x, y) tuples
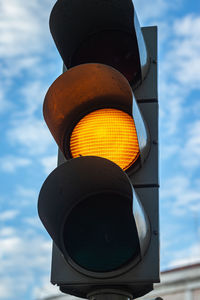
(50, 0), (149, 86)
(43, 63), (133, 159)
(43, 63), (150, 171)
(38, 157), (150, 276)
(70, 108), (140, 170)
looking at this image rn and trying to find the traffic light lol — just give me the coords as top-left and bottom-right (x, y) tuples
(38, 0), (159, 299)
(49, 0), (149, 87)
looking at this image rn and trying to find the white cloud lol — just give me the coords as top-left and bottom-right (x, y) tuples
(0, 228), (52, 299)
(161, 175), (200, 215)
(7, 117), (55, 156)
(166, 15), (200, 88)
(40, 155), (57, 174)
(160, 90), (185, 137)
(8, 186), (38, 207)
(23, 217), (43, 230)
(0, 277), (18, 299)
(158, 14), (200, 143)
(181, 120), (200, 169)
(0, 0), (59, 172)
(174, 14), (200, 37)
(2, 57), (44, 83)
(0, 236), (21, 254)
(134, 0), (179, 24)
(0, 0), (61, 102)
(19, 80), (48, 116)
(0, 155), (31, 173)
(0, 227), (16, 237)
(0, 0), (54, 59)
(0, 210), (19, 222)
(159, 53), (188, 139)
(15, 186), (37, 199)
(160, 143), (180, 160)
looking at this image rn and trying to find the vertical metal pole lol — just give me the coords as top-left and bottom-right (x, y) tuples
(87, 290), (163, 300)
(87, 289), (133, 300)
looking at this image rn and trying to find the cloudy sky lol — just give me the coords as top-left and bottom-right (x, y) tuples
(0, 0), (200, 299)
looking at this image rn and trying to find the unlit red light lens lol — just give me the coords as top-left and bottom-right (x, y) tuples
(70, 109), (140, 170)
(70, 31), (141, 84)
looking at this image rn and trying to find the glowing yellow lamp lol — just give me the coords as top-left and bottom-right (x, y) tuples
(43, 63), (147, 171)
(70, 108), (140, 170)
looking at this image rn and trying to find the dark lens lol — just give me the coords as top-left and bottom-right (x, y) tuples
(63, 193), (140, 272)
(70, 31), (141, 85)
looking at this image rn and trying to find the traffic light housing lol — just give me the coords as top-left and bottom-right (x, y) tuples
(49, 0), (149, 87)
(43, 63), (150, 172)
(38, 1), (159, 299)
(39, 156), (150, 274)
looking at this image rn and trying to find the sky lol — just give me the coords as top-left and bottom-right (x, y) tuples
(0, 0), (200, 299)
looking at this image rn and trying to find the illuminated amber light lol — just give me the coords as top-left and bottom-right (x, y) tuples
(70, 108), (140, 170)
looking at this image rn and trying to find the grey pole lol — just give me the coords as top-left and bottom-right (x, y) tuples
(87, 290), (163, 300)
(87, 289), (132, 300)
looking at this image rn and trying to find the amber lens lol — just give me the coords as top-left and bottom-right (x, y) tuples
(69, 109), (139, 170)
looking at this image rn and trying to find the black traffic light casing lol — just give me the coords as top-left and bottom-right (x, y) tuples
(39, 155), (151, 277)
(49, 0), (149, 87)
(38, 0), (159, 298)
(43, 26), (159, 299)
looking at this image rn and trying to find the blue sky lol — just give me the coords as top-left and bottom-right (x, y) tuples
(0, 0), (200, 299)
